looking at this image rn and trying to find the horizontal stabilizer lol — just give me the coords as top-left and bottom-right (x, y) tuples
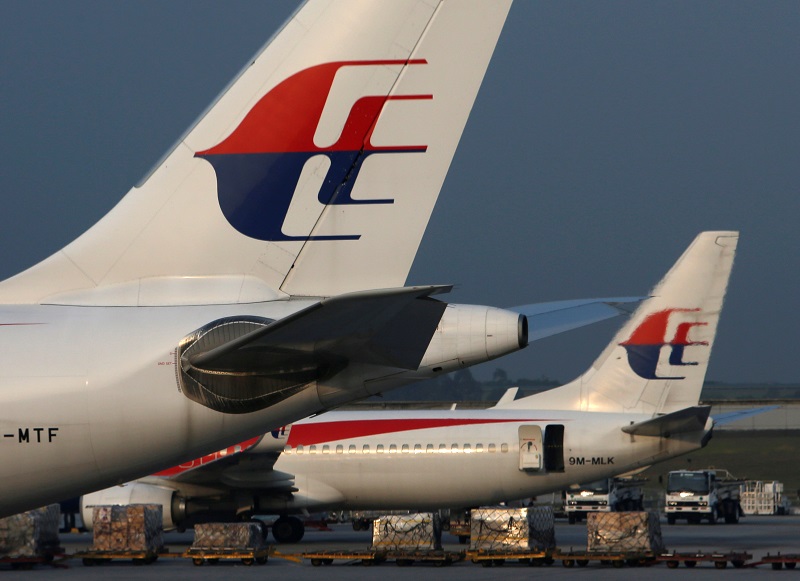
(179, 286), (450, 413)
(511, 297), (644, 342)
(190, 285), (450, 371)
(622, 406), (711, 437)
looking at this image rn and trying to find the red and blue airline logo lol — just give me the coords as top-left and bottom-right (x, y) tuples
(196, 60), (430, 241)
(620, 309), (708, 380)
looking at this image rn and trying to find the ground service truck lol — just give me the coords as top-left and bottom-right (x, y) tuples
(665, 469), (743, 524)
(565, 478), (645, 524)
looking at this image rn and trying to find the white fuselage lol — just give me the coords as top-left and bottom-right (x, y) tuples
(0, 301), (521, 517)
(253, 409), (707, 512)
(0, 302), (306, 516)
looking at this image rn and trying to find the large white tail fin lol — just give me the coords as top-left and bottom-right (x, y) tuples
(498, 231), (738, 415)
(0, 1), (512, 305)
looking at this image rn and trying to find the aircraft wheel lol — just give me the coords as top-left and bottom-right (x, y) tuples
(272, 516), (305, 543)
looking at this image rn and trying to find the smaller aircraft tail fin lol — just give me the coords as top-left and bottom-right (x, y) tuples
(497, 231), (738, 415)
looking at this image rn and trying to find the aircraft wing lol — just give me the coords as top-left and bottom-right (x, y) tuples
(168, 452), (293, 491)
(511, 297), (645, 341)
(712, 406), (780, 426)
(144, 442), (298, 499)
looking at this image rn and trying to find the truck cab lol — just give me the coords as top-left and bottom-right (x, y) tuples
(665, 469), (742, 524)
(565, 478), (645, 524)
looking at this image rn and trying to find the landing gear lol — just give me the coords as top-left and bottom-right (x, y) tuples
(271, 516), (305, 543)
(352, 518), (373, 531)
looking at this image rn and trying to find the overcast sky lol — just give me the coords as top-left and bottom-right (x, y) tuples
(1, 1), (798, 385)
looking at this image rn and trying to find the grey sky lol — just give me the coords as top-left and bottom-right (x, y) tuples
(1, 2), (798, 384)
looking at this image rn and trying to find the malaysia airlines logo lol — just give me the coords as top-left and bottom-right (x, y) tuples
(620, 309), (708, 380)
(196, 60), (430, 241)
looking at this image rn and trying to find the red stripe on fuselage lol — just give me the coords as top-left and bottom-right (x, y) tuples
(286, 418), (549, 446)
(155, 437), (261, 477)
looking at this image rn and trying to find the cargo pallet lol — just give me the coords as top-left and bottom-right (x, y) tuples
(755, 553), (800, 570)
(466, 549), (554, 567)
(186, 546), (270, 566)
(552, 549), (656, 568)
(297, 549), (463, 567)
(0, 549), (68, 570)
(74, 548), (169, 566)
(657, 551), (752, 569)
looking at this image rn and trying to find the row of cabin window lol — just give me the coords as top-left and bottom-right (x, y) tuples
(285, 443), (511, 455)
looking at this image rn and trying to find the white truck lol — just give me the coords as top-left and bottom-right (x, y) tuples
(665, 469), (743, 524)
(564, 477), (645, 524)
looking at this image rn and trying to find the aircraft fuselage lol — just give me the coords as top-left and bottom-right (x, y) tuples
(0, 300), (523, 516)
(255, 409), (709, 511)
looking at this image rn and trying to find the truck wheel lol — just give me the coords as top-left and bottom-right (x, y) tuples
(568, 514), (576, 524)
(723, 501), (740, 523)
(667, 515), (675, 525)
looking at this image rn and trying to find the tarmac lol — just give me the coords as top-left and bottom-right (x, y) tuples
(4, 515), (800, 580)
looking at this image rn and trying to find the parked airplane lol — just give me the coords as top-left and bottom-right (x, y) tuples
(0, 1), (530, 517)
(82, 231), (739, 543)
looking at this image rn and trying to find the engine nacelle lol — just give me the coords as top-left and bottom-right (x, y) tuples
(81, 483), (180, 531)
(418, 304), (527, 371)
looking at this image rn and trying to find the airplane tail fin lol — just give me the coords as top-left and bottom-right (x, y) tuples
(498, 231), (738, 415)
(0, 1), (512, 306)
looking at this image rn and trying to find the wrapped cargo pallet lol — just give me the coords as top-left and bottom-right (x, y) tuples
(587, 512), (664, 553)
(470, 506), (556, 552)
(371, 513), (442, 551)
(193, 522), (266, 550)
(91, 504), (163, 552)
(0, 504), (60, 558)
